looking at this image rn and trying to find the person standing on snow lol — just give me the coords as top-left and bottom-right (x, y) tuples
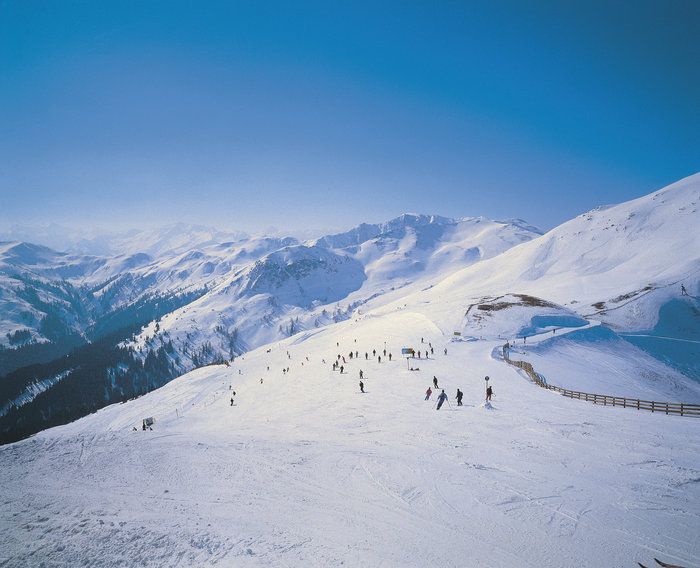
(433, 376), (439, 389)
(486, 384), (493, 402)
(359, 369), (364, 379)
(436, 390), (448, 410)
(425, 387), (432, 400)
(456, 389), (463, 406)
(359, 381), (365, 393)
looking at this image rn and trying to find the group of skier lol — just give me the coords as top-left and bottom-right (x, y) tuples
(260, 339), (496, 411)
(425, 385), (461, 409)
(425, 382), (491, 410)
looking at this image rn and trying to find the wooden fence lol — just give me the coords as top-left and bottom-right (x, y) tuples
(502, 347), (700, 417)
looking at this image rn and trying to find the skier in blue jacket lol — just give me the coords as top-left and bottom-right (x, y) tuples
(436, 390), (448, 410)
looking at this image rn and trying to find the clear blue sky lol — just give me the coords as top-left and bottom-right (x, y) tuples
(1, 0), (698, 236)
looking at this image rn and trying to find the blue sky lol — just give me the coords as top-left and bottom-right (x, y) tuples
(1, 0), (698, 236)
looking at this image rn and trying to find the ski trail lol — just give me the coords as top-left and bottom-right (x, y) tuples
(359, 460), (410, 508)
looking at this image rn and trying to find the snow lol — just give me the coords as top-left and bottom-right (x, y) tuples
(1, 174), (700, 566)
(2, 290), (699, 567)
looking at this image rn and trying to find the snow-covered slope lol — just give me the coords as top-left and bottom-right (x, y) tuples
(430, 173), (700, 330)
(1, 286), (698, 567)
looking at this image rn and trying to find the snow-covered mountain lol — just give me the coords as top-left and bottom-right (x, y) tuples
(0, 214), (539, 351)
(2, 228), (699, 567)
(430, 172), (699, 331)
(412, 173), (700, 381)
(1, 174), (700, 566)
(0, 214), (542, 441)
(1, 174), (699, 445)
(133, 215), (543, 367)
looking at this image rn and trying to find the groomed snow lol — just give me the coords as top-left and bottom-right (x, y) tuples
(1, 307), (698, 567)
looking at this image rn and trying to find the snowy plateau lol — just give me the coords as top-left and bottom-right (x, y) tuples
(1, 173), (699, 567)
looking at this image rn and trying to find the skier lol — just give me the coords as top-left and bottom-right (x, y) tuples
(388, 353), (392, 361)
(433, 376), (439, 389)
(359, 369), (364, 379)
(340, 365), (344, 374)
(456, 389), (463, 406)
(359, 381), (365, 393)
(378, 355), (381, 363)
(425, 387), (432, 401)
(436, 390), (448, 410)
(230, 391), (236, 406)
(486, 384), (493, 402)
(444, 348), (447, 355)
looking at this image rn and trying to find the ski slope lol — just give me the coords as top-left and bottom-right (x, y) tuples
(2, 305), (698, 567)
